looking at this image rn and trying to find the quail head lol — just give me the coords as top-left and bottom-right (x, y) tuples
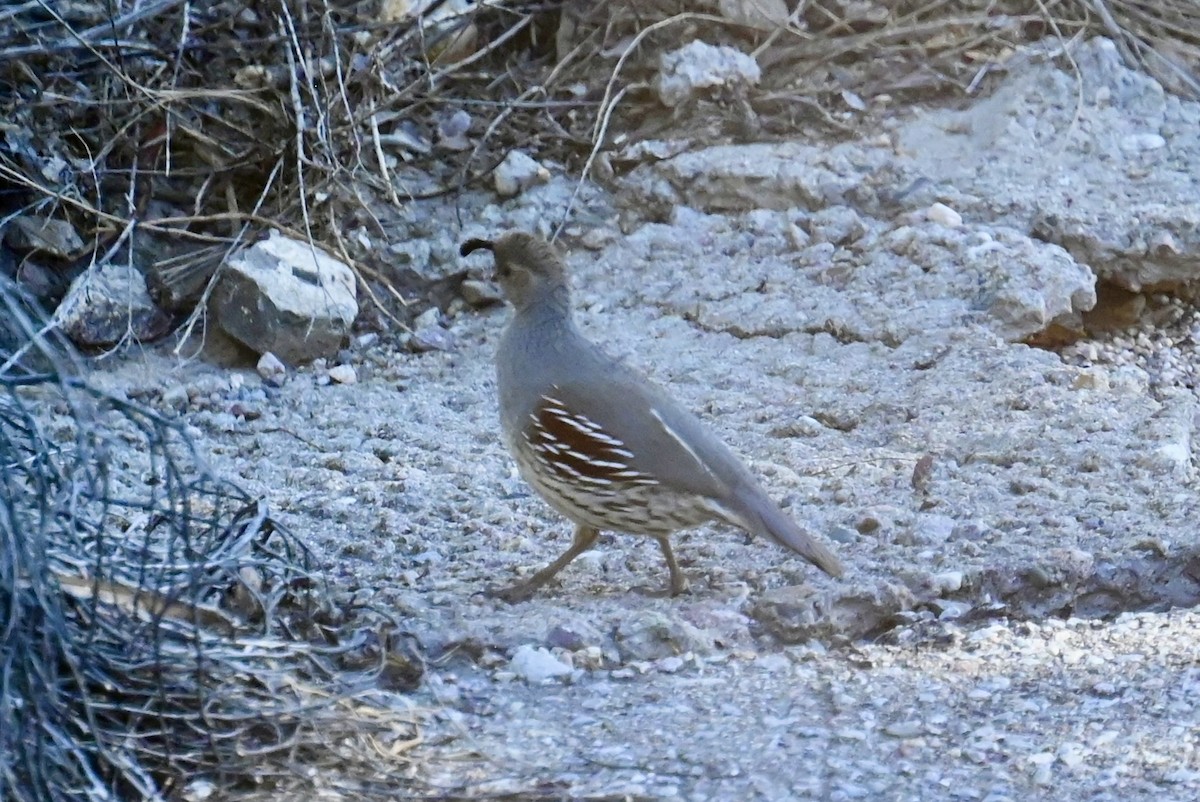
(461, 231), (845, 601)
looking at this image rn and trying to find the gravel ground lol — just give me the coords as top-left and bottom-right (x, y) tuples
(418, 609), (1200, 800)
(83, 36), (1200, 800)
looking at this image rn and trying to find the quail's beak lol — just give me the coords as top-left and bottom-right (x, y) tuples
(459, 238), (495, 257)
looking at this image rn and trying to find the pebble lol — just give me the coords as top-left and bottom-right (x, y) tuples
(1120, 133), (1166, 152)
(926, 202), (963, 227)
(656, 655), (686, 674)
(256, 351), (287, 386)
(161, 384), (190, 411)
(508, 645), (573, 683)
(327, 364), (358, 384)
(809, 206), (867, 245)
(493, 150), (550, 197)
(931, 570), (964, 594)
(884, 720), (925, 738)
(182, 779), (216, 801)
(918, 514), (957, 544)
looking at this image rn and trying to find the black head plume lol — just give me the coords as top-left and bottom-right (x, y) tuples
(459, 238), (495, 257)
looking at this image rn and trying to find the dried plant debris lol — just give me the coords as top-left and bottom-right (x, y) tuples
(0, 0), (1196, 343)
(0, 277), (423, 801)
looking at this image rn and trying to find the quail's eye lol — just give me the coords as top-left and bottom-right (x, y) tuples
(496, 264), (513, 280)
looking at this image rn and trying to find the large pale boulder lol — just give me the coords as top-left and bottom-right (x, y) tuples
(212, 231), (357, 364)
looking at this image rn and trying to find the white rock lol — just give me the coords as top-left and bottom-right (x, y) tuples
(1120, 133), (1166, 152)
(493, 150), (550, 197)
(926, 202), (963, 227)
(656, 41), (761, 108)
(1155, 441), (1191, 474)
(256, 351), (287, 385)
(213, 230), (358, 364)
(509, 645), (572, 683)
(327, 364), (358, 384)
(918, 514), (957, 544)
(884, 720), (924, 738)
(656, 655), (686, 673)
(930, 571), (964, 594)
(183, 779), (216, 801)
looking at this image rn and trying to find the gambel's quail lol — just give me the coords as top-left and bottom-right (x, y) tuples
(461, 231), (844, 601)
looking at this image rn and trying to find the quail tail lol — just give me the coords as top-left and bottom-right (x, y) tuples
(725, 485), (845, 578)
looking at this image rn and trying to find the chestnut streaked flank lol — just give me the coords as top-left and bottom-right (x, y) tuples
(463, 230), (844, 601)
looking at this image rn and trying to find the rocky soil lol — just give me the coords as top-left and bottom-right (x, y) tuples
(88, 37), (1200, 800)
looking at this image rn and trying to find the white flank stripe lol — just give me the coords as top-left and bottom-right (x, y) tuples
(552, 412), (626, 447)
(551, 412), (603, 436)
(581, 458), (629, 470)
(648, 407), (714, 480)
(552, 460), (584, 480)
(542, 396), (627, 447)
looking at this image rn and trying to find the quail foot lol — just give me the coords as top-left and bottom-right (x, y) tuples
(461, 231), (845, 602)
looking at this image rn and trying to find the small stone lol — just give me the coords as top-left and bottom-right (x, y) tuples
(1120, 133), (1166, 152)
(55, 262), (171, 347)
(809, 206), (866, 245)
(546, 626), (586, 651)
(161, 384), (190, 411)
(508, 644), (572, 683)
(614, 610), (716, 661)
(656, 655), (686, 673)
(257, 351), (287, 386)
(884, 720), (924, 738)
(930, 571), (964, 594)
(918, 514), (956, 544)
(327, 364), (357, 384)
(410, 324), (455, 352)
(1163, 769), (1200, 784)
(656, 40), (761, 108)
(580, 228), (617, 250)
(1057, 742), (1086, 769)
(930, 599), (971, 620)
(926, 202), (963, 227)
(493, 150), (550, 197)
(437, 109), (472, 151)
(855, 511), (887, 534)
(6, 215), (85, 257)
(754, 653), (790, 673)
(183, 779), (217, 801)
(1072, 368), (1109, 391)
(826, 525), (858, 544)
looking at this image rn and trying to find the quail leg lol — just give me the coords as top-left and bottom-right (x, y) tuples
(633, 535), (689, 597)
(487, 524), (599, 603)
(657, 535), (689, 596)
